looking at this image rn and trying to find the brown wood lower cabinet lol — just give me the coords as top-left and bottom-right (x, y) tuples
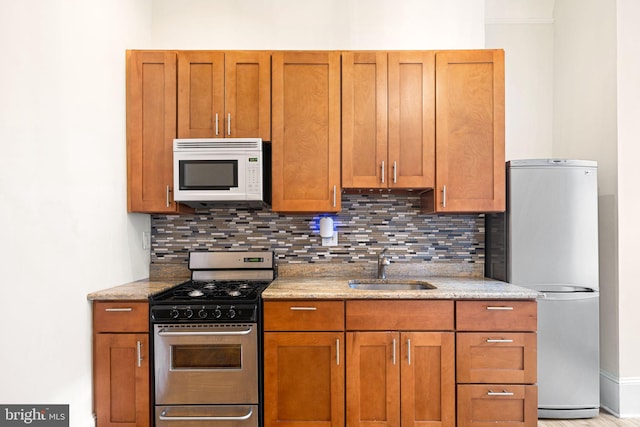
(263, 300), (345, 427)
(93, 301), (150, 427)
(263, 332), (345, 427)
(455, 300), (538, 427)
(346, 331), (455, 427)
(263, 299), (536, 427)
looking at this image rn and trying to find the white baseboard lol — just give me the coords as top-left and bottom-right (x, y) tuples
(600, 370), (640, 418)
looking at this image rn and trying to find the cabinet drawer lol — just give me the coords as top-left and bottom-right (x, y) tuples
(456, 332), (536, 384)
(93, 301), (149, 333)
(457, 384), (537, 427)
(263, 301), (344, 331)
(346, 300), (454, 331)
(456, 301), (536, 331)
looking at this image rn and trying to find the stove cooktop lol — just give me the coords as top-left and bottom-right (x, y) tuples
(152, 279), (271, 303)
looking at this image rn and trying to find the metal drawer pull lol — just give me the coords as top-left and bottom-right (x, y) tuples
(381, 161), (385, 184)
(215, 113), (219, 135)
(166, 185), (171, 207)
(289, 307), (317, 311)
(393, 161), (397, 183)
(136, 341), (143, 367)
(228, 113), (231, 136)
(336, 339), (340, 365)
(392, 338), (397, 365)
(160, 408), (253, 421)
(407, 338), (411, 365)
(442, 185), (447, 207)
(158, 327), (252, 336)
(104, 308), (133, 312)
(486, 339), (514, 343)
(486, 306), (514, 310)
(487, 390), (515, 396)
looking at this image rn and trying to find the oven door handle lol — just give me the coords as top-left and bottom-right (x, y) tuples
(157, 326), (253, 336)
(159, 408), (253, 421)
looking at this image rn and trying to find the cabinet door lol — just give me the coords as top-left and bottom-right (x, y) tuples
(342, 52), (388, 188)
(94, 333), (149, 427)
(433, 49), (505, 212)
(127, 50), (186, 213)
(388, 52), (435, 189)
(346, 332), (400, 427)
(225, 51), (271, 140)
(271, 51), (341, 212)
(177, 51), (225, 138)
(264, 332), (344, 427)
(400, 332), (455, 427)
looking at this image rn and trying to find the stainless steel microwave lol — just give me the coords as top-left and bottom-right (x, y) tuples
(173, 138), (271, 208)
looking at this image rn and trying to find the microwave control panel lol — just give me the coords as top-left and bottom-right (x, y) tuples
(246, 156), (261, 195)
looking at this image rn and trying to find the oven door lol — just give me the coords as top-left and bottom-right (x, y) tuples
(156, 405), (258, 427)
(154, 323), (258, 405)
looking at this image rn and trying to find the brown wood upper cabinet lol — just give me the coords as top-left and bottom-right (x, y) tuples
(127, 50), (191, 214)
(421, 49), (505, 213)
(342, 51), (436, 189)
(178, 51), (271, 140)
(271, 51), (342, 212)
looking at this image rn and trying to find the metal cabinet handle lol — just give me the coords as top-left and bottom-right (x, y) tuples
(381, 161), (385, 184)
(393, 161), (397, 184)
(333, 185), (337, 208)
(227, 113), (231, 136)
(486, 338), (514, 343)
(336, 339), (340, 365)
(289, 307), (317, 311)
(392, 338), (397, 365)
(136, 340), (143, 367)
(442, 185), (447, 208)
(104, 308), (133, 312)
(407, 338), (411, 365)
(215, 113), (219, 135)
(486, 306), (514, 311)
(160, 408), (253, 421)
(487, 390), (515, 396)
(166, 185), (171, 208)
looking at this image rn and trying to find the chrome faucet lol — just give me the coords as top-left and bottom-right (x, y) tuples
(377, 248), (390, 279)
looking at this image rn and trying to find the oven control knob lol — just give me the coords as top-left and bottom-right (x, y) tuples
(198, 309), (208, 319)
(170, 309), (180, 319)
(227, 307), (237, 319)
(185, 309), (194, 319)
(213, 307), (222, 319)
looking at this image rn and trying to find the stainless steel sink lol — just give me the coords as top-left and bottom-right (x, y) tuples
(348, 279), (436, 291)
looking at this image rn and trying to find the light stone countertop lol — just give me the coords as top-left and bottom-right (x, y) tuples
(262, 276), (539, 300)
(86, 279), (177, 301)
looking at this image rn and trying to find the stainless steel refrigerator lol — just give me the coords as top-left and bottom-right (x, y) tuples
(486, 159), (600, 419)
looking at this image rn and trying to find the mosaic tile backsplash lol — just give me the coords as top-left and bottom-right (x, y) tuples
(151, 194), (484, 268)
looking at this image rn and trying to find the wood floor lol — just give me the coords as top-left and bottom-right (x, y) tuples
(539, 411), (640, 426)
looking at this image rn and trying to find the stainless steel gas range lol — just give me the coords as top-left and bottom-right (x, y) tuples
(149, 251), (274, 427)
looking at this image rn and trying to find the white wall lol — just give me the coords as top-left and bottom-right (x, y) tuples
(616, 0), (640, 416)
(485, 0), (555, 160)
(0, 1), (152, 425)
(151, 0), (486, 50)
